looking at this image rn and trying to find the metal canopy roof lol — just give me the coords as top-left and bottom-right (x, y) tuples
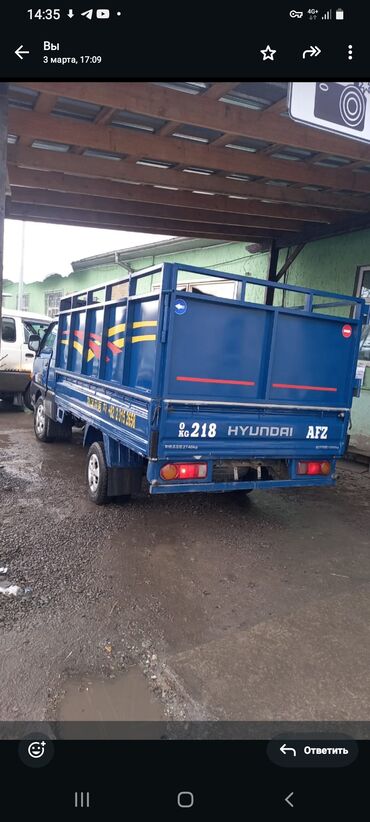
(71, 237), (228, 270)
(5, 81), (370, 249)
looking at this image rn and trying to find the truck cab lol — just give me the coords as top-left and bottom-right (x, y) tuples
(0, 309), (51, 407)
(29, 320), (58, 408)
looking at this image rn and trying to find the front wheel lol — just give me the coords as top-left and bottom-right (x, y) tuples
(23, 384), (33, 411)
(34, 396), (56, 442)
(86, 442), (108, 505)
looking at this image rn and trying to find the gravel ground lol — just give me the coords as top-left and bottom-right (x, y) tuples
(1, 405), (370, 724)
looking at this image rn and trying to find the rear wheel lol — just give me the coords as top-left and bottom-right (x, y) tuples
(86, 442), (108, 505)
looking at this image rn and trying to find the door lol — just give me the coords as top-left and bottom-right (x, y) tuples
(32, 322), (57, 390)
(0, 316), (20, 371)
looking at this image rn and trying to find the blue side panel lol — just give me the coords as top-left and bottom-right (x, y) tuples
(268, 313), (359, 408)
(85, 306), (104, 379)
(103, 303), (126, 383)
(128, 298), (159, 392)
(55, 375), (150, 455)
(165, 294), (272, 402)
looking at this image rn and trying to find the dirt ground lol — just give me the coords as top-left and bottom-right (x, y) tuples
(1, 404), (370, 724)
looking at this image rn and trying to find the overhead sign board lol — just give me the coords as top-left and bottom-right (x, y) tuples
(288, 82), (370, 143)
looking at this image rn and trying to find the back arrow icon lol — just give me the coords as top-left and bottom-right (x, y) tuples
(15, 45), (30, 60)
(302, 45), (321, 58)
(280, 744), (297, 756)
(285, 792), (294, 808)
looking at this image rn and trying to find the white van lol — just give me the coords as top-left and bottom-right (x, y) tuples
(0, 309), (51, 407)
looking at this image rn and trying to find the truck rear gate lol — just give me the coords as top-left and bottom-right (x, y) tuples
(34, 263), (368, 501)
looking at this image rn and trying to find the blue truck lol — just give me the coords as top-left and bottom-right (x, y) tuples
(28, 262), (369, 504)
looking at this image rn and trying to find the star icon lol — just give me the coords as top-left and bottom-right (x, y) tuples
(260, 45), (276, 61)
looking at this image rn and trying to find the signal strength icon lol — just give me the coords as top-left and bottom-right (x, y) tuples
(322, 9), (332, 19)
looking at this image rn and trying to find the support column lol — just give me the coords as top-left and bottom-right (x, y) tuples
(0, 84), (8, 342)
(265, 240), (279, 306)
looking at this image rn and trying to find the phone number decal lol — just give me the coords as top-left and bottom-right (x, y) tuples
(87, 396), (136, 429)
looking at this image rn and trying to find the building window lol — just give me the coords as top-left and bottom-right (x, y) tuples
(1, 317), (16, 342)
(16, 293), (30, 310)
(45, 290), (63, 317)
(357, 268), (370, 362)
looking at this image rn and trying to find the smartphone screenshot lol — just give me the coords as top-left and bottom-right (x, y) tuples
(0, 2), (370, 817)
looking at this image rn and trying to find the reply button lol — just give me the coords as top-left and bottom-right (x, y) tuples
(267, 738), (358, 767)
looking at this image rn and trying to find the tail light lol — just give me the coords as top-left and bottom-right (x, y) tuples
(160, 463), (208, 481)
(297, 460), (331, 476)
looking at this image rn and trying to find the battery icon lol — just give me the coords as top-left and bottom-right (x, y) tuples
(336, 8), (344, 19)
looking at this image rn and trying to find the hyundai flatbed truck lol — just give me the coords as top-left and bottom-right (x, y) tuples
(28, 263), (369, 504)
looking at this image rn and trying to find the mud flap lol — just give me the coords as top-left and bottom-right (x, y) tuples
(107, 466), (143, 496)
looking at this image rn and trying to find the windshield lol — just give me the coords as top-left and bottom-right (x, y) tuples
(22, 320), (50, 343)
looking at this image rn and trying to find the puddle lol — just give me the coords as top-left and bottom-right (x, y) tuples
(58, 667), (165, 726)
(0, 582), (22, 596)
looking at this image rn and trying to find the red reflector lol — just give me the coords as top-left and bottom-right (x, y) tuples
(307, 461), (321, 475)
(297, 461), (332, 476)
(160, 463), (207, 480)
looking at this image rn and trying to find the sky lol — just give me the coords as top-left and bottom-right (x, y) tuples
(3, 220), (172, 284)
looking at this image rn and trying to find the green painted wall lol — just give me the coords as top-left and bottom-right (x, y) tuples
(350, 390), (370, 450)
(3, 274), (64, 314)
(4, 229), (370, 310)
(3, 230), (370, 445)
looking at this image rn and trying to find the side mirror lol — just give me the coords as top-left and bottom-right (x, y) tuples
(28, 334), (40, 353)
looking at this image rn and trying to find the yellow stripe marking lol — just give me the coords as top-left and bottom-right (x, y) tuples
(108, 323), (126, 337)
(87, 349), (95, 362)
(73, 341), (83, 354)
(132, 320), (158, 329)
(132, 334), (156, 343)
(60, 340), (68, 345)
(114, 337), (125, 348)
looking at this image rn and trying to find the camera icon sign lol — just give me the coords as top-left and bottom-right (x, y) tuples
(315, 83), (367, 133)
